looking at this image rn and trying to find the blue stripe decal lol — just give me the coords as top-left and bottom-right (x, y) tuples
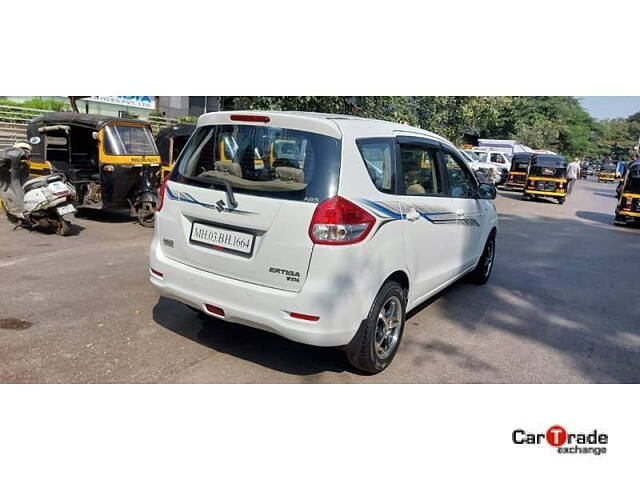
(165, 186), (255, 215)
(361, 200), (403, 220)
(360, 199), (479, 227)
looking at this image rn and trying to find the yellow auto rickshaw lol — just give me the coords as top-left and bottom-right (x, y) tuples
(505, 152), (533, 190)
(614, 160), (640, 226)
(156, 123), (196, 182)
(522, 154), (568, 204)
(27, 113), (161, 226)
(597, 163), (616, 183)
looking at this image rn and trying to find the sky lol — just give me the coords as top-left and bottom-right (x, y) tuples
(578, 96), (640, 120)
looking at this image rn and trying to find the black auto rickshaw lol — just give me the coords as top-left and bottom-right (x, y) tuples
(522, 154), (568, 204)
(597, 163), (616, 183)
(614, 160), (640, 226)
(155, 123), (195, 182)
(505, 152), (533, 190)
(27, 113), (161, 227)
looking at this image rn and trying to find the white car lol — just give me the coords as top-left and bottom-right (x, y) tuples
(472, 148), (512, 184)
(149, 111), (498, 373)
(459, 149), (501, 185)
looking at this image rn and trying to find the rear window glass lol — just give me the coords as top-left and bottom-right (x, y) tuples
(173, 124), (341, 203)
(357, 138), (395, 194)
(627, 177), (640, 194)
(534, 156), (566, 168)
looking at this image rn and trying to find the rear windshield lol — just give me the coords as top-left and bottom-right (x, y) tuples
(103, 124), (158, 156)
(172, 124), (341, 202)
(475, 152), (488, 162)
(534, 156), (566, 168)
(626, 178), (640, 194)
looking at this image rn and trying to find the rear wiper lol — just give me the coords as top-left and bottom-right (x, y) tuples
(184, 174), (238, 209)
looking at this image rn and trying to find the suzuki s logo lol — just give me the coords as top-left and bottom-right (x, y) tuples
(215, 199), (226, 212)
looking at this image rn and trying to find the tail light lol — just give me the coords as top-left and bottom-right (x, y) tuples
(528, 180), (536, 189)
(157, 178), (168, 212)
(309, 196), (375, 245)
(623, 197), (633, 211)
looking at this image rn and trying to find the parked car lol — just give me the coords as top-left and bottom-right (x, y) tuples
(149, 111), (498, 373)
(459, 148), (500, 185)
(472, 148), (512, 184)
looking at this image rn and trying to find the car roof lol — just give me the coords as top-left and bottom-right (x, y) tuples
(197, 110), (454, 148)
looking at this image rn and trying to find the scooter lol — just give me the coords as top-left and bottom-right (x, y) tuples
(0, 141), (77, 236)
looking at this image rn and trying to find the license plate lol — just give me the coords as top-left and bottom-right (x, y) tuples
(57, 204), (76, 216)
(190, 222), (254, 254)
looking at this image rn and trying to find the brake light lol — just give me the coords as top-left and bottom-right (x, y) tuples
(309, 196), (376, 245)
(230, 114), (270, 123)
(157, 178), (168, 212)
(623, 197), (633, 211)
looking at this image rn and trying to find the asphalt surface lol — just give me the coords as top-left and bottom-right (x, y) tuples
(1, 179), (638, 383)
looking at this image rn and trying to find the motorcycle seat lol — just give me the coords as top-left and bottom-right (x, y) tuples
(22, 174), (65, 193)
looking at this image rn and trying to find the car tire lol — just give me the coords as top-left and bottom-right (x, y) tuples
(558, 197), (566, 205)
(521, 194), (531, 201)
(468, 231), (496, 285)
(345, 281), (406, 374)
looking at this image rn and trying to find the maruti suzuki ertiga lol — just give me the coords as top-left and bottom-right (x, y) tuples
(150, 111), (498, 373)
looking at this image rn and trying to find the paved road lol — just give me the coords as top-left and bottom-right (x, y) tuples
(1, 179), (638, 383)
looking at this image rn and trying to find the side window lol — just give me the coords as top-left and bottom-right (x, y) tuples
(398, 143), (443, 196)
(442, 151), (476, 198)
(357, 138), (395, 194)
(490, 153), (505, 164)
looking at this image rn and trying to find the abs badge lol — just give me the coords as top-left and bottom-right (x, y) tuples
(512, 425), (608, 455)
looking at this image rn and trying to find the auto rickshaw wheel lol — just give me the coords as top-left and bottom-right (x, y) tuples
(558, 197), (566, 205)
(137, 201), (156, 228)
(56, 218), (72, 236)
(614, 214), (627, 226)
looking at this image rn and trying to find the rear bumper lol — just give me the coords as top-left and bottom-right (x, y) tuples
(524, 189), (566, 197)
(148, 237), (368, 347)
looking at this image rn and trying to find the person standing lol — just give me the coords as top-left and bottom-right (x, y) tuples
(566, 157), (581, 195)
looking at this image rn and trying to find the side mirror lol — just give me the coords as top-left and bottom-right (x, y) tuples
(477, 183), (497, 200)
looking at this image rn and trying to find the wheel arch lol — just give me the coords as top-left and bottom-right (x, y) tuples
(383, 269), (410, 303)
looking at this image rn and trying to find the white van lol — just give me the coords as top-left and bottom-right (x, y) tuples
(149, 111), (498, 373)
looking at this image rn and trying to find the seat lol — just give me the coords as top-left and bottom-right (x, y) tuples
(407, 183), (426, 195)
(214, 161), (243, 178)
(275, 166), (304, 183)
(22, 174), (64, 193)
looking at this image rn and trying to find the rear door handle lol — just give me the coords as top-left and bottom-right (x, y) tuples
(405, 208), (421, 222)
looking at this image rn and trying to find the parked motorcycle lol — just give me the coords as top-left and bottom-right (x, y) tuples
(0, 141), (77, 236)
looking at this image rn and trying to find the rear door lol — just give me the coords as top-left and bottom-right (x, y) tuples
(158, 120), (341, 293)
(395, 136), (461, 301)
